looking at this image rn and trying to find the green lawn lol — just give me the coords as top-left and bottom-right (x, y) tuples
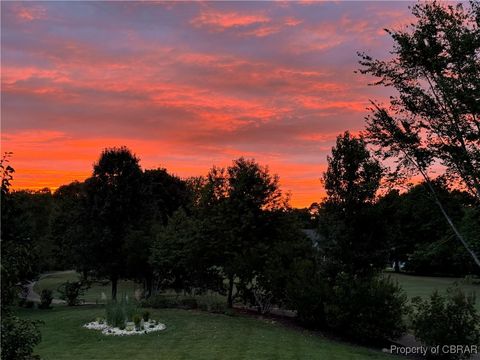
(387, 272), (480, 311)
(25, 271), (480, 359)
(17, 306), (395, 360)
(37, 270), (480, 310)
(34, 271), (141, 303)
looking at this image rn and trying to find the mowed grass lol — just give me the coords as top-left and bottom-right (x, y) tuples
(17, 306), (396, 360)
(34, 271), (140, 303)
(387, 272), (480, 311)
(36, 270), (480, 312)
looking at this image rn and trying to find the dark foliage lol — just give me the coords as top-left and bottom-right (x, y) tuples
(411, 286), (480, 359)
(38, 289), (53, 309)
(57, 280), (90, 306)
(1, 154), (42, 359)
(359, 0), (480, 267)
(0, 315), (42, 360)
(320, 131), (387, 277)
(377, 181), (479, 276)
(84, 146), (143, 299)
(324, 274), (407, 343)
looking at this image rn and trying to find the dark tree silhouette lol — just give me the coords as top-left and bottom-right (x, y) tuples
(84, 146), (143, 300)
(1, 153), (42, 360)
(198, 158), (287, 307)
(358, 1), (480, 267)
(320, 132), (386, 276)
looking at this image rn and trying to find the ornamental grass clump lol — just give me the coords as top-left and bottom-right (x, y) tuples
(105, 295), (139, 328)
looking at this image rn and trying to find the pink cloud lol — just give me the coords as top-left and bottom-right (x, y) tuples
(191, 10), (270, 31)
(11, 4), (46, 22)
(2, 1), (413, 207)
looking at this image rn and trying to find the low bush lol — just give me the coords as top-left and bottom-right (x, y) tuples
(141, 295), (178, 309)
(285, 259), (326, 327)
(179, 298), (198, 309)
(38, 289), (53, 309)
(142, 294), (226, 314)
(324, 273), (407, 343)
(223, 308), (236, 317)
(410, 286), (480, 360)
(0, 315), (42, 360)
(133, 315), (142, 330)
(57, 281), (89, 306)
(23, 301), (34, 309)
(142, 310), (150, 322)
(197, 298), (226, 314)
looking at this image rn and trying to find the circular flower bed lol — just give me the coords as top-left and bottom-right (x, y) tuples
(83, 320), (166, 336)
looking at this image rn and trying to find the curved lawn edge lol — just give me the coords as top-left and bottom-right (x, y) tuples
(16, 306), (399, 360)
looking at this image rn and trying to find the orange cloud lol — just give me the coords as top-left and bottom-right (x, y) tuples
(3, 130), (328, 207)
(2, 1), (413, 208)
(191, 10), (270, 31)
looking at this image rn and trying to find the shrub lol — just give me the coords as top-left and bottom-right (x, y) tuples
(207, 300), (226, 314)
(142, 311), (150, 322)
(141, 295), (178, 309)
(24, 301), (34, 309)
(324, 274), (407, 343)
(133, 315), (142, 330)
(410, 286), (480, 360)
(252, 284), (273, 315)
(1, 315), (41, 360)
(195, 297), (227, 313)
(179, 298), (198, 309)
(198, 303), (209, 312)
(223, 308), (236, 317)
(285, 259), (326, 327)
(38, 289), (53, 309)
(57, 281), (89, 306)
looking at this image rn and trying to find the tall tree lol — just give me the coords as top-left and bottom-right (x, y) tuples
(51, 181), (91, 273)
(126, 168), (190, 297)
(1, 153), (42, 360)
(84, 147), (143, 300)
(9, 189), (54, 272)
(320, 131), (386, 276)
(199, 158), (287, 307)
(0, 153), (38, 307)
(358, 1), (480, 267)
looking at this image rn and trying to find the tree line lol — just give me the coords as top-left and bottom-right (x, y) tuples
(1, 1), (479, 357)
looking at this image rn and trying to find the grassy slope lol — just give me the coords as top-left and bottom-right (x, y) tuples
(17, 306), (395, 360)
(388, 272), (480, 311)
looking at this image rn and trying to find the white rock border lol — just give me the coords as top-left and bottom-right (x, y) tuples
(83, 320), (166, 336)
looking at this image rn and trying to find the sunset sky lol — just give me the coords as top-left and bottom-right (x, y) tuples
(1, 1), (414, 208)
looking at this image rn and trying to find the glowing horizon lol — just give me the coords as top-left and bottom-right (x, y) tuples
(1, 1), (415, 208)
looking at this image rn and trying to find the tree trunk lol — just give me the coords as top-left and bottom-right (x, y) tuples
(145, 276), (152, 299)
(227, 274), (234, 308)
(393, 260), (400, 273)
(111, 275), (118, 301)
